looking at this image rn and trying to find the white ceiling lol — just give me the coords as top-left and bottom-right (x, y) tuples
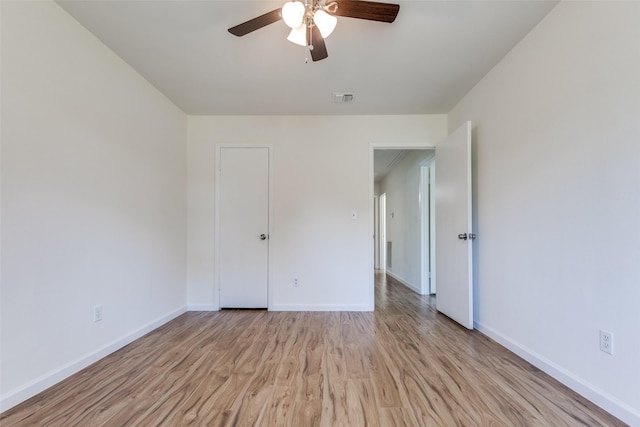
(56, 0), (558, 115)
(374, 149), (408, 182)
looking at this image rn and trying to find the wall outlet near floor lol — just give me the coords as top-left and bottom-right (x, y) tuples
(93, 305), (103, 322)
(293, 278), (299, 287)
(599, 330), (613, 354)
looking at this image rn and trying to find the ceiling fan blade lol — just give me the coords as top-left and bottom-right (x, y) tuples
(333, 1), (400, 23)
(228, 8), (282, 36)
(308, 25), (328, 62)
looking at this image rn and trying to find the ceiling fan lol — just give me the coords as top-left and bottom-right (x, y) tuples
(228, 0), (400, 62)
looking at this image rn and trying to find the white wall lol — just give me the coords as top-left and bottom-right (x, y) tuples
(448, 2), (640, 424)
(1, 1), (187, 410)
(378, 150), (432, 293)
(5, 0), (635, 422)
(187, 115), (446, 310)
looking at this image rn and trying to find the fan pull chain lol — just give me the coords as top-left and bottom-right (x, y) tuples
(306, 23), (313, 63)
(305, 21), (312, 63)
(304, 27), (309, 63)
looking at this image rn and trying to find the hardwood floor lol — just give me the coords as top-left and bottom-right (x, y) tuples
(1, 272), (626, 426)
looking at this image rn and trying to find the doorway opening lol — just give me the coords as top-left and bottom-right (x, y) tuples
(372, 147), (435, 302)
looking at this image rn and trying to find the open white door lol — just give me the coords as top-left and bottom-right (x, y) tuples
(435, 121), (474, 329)
(218, 147), (269, 308)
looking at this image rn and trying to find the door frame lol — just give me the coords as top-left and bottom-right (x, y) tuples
(420, 154), (436, 295)
(373, 195), (380, 269)
(378, 192), (387, 271)
(214, 144), (273, 311)
(369, 142), (435, 309)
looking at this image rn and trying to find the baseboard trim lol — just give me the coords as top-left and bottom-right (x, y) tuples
(386, 271), (422, 294)
(0, 306), (188, 413)
(269, 304), (373, 312)
(475, 321), (640, 426)
(187, 304), (218, 311)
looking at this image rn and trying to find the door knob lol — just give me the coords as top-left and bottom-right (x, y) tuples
(458, 233), (477, 240)
(259, 234), (267, 240)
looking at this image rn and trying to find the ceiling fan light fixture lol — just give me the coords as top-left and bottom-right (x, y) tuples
(313, 9), (337, 38)
(287, 24), (307, 46)
(282, 1), (305, 29)
(228, 0), (400, 62)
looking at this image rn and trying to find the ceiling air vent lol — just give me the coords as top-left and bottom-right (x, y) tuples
(333, 92), (354, 103)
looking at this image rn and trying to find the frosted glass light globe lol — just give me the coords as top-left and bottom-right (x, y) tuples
(282, 2), (305, 29)
(287, 24), (307, 46)
(313, 9), (337, 38)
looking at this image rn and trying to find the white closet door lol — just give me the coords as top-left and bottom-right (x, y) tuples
(219, 147), (269, 308)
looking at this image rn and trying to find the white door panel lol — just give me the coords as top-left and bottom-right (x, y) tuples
(219, 147), (269, 308)
(435, 121), (474, 329)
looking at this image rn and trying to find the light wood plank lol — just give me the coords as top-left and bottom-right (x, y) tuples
(0, 273), (627, 426)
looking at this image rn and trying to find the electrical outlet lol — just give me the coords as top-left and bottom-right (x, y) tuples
(93, 305), (103, 322)
(293, 278), (299, 287)
(600, 330), (613, 355)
